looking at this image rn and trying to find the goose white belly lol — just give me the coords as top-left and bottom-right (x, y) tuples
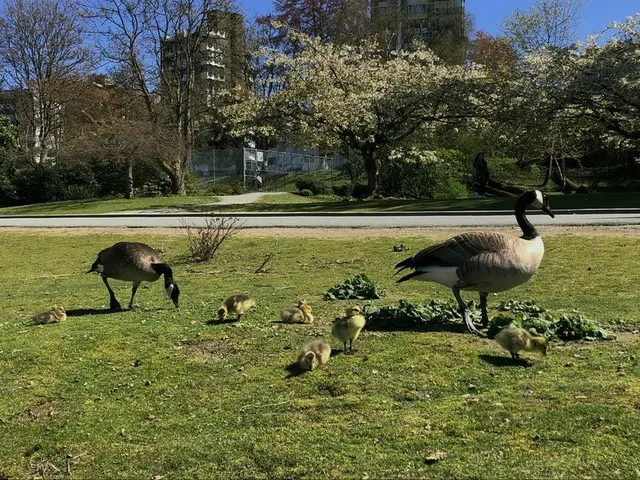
(410, 266), (460, 288)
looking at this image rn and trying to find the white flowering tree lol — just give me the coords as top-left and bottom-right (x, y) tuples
(226, 32), (485, 194)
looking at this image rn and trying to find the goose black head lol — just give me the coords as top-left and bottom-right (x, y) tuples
(165, 281), (180, 308)
(526, 189), (555, 218)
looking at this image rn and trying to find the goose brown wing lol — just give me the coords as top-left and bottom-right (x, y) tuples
(408, 232), (513, 269)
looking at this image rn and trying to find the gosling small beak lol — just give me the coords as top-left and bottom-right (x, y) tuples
(542, 206), (555, 218)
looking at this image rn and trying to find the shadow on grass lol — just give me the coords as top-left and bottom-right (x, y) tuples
(479, 353), (532, 368)
(205, 318), (240, 325)
(365, 322), (469, 334)
(66, 308), (123, 317)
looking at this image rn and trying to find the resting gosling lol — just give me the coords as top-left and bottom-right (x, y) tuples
(218, 294), (256, 321)
(395, 190), (555, 334)
(495, 326), (549, 360)
(332, 305), (366, 355)
(88, 242), (180, 310)
(280, 303), (314, 323)
(297, 340), (331, 371)
(33, 305), (67, 325)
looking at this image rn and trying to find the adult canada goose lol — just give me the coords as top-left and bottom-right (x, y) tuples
(88, 242), (180, 310)
(217, 294), (256, 321)
(395, 190), (554, 333)
(332, 305), (366, 354)
(297, 340), (331, 371)
(495, 326), (548, 360)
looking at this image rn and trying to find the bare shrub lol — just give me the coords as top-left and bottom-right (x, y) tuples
(180, 216), (243, 262)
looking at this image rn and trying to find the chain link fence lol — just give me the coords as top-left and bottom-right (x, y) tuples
(192, 148), (345, 190)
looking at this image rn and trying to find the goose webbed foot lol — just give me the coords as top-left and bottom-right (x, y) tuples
(128, 304), (138, 311)
(462, 310), (479, 334)
(109, 298), (122, 311)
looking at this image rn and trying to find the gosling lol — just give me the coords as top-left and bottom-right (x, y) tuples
(33, 305), (67, 325)
(297, 340), (331, 371)
(280, 303), (314, 324)
(332, 305), (366, 355)
(495, 326), (549, 360)
(217, 294), (256, 321)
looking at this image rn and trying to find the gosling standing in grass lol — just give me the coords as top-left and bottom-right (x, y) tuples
(33, 306), (67, 324)
(280, 303), (314, 324)
(332, 305), (366, 355)
(297, 340), (331, 371)
(218, 294), (256, 321)
(495, 326), (549, 360)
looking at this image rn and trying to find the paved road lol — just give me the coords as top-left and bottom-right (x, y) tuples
(1, 211), (640, 228)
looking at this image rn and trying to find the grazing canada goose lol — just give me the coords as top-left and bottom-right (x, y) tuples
(88, 242), (180, 310)
(217, 294), (256, 321)
(297, 340), (331, 371)
(495, 326), (548, 360)
(280, 303), (314, 323)
(33, 305), (67, 324)
(332, 305), (366, 355)
(395, 190), (554, 334)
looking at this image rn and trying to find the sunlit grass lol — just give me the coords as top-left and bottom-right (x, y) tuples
(0, 230), (639, 478)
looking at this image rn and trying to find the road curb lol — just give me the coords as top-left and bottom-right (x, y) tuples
(2, 207), (640, 219)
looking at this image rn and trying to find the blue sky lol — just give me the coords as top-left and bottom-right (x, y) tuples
(239, 0), (640, 40)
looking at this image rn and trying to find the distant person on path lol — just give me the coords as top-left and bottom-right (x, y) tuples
(473, 152), (490, 195)
(255, 175), (263, 191)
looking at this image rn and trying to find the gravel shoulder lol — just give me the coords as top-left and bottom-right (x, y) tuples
(1, 225), (638, 238)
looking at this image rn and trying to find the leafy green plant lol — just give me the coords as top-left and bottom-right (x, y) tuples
(364, 299), (481, 330)
(324, 273), (386, 300)
(488, 300), (615, 341)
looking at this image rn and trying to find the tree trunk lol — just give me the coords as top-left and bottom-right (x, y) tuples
(169, 167), (187, 195)
(125, 162), (134, 199)
(362, 145), (379, 195)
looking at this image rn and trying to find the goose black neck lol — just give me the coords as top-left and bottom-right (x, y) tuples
(515, 196), (538, 240)
(152, 263), (174, 285)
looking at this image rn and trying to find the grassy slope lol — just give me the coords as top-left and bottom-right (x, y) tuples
(2, 191), (640, 216)
(0, 195), (219, 215)
(0, 232), (639, 478)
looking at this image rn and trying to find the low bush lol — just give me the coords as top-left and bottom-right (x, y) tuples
(298, 188), (313, 197)
(324, 274), (386, 300)
(379, 148), (470, 199)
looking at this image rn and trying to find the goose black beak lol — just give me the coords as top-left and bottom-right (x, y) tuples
(543, 206), (555, 218)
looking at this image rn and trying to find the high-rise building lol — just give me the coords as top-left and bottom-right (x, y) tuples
(372, 0), (466, 55)
(161, 10), (247, 106)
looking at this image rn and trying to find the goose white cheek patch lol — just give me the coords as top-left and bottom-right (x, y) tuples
(95, 263), (105, 273)
(165, 284), (174, 298)
(532, 190), (544, 208)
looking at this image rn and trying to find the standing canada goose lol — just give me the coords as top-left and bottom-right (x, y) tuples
(297, 340), (331, 371)
(332, 305), (366, 355)
(88, 242), (180, 310)
(280, 303), (314, 323)
(495, 326), (548, 360)
(217, 294), (256, 321)
(395, 190), (554, 334)
(33, 305), (67, 324)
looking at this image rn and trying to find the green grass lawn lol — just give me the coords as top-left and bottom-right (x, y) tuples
(1, 191), (640, 215)
(1, 230), (639, 478)
(0, 195), (219, 216)
(211, 191), (640, 213)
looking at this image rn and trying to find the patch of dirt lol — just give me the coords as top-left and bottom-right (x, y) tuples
(178, 338), (236, 362)
(2, 225), (640, 238)
(24, 399), (56, 422)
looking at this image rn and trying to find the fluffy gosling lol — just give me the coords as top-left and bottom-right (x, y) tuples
(297, 340), (331, 371)
(332, 305), (366, 355)
(217, 294), (256, 321)
(495, 326), (549, 360)
(280, 303), (314, 324)
(33, 305), (67, 325)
